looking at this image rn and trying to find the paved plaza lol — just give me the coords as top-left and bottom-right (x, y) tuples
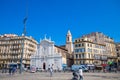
(0, 71), (120, 80)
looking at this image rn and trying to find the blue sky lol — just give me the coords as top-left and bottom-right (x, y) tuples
(0, 0), (120, 45)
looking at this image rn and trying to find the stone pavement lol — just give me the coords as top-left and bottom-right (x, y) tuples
(0, 72), (120, 80)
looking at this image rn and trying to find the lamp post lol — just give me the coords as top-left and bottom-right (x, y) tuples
(19, 36), (25, 74)
(19, 17), (27, 74)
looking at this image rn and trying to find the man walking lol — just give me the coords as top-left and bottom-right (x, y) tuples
(78, 67), (83, 80)
(50, 64), (54, 77)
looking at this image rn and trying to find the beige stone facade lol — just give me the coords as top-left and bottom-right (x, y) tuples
(74, 37), (106, 65)
(0, 34), (37, 69)
(74, 32), (116, 65)
(115, 43), (120, 66)
(83, 32), (116, 61)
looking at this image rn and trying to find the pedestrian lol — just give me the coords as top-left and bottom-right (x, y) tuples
(114, 62), (117, 73)
(57, 66), (59, 72)
(92, 66), (95, 72)
(78, 67), (83, 80)
(72, 71), (78, 80)
(50, 65), (53, 77)
(9, 66), (12, 75)
(63, 67), (65, 73)
(12, 67), (16, 75)
(109, 65), (111, 73)
(103, 66), (105, 73)
(48, 65), (50, 71)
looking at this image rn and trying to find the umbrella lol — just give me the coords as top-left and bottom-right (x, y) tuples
(102, 64), (107, 67)
(108, 61), (113, 65)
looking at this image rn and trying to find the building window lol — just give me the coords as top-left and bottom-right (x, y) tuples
(116, 49), (119, 51)
(76, 60), (78, 64)
(82, 43), (84, 46)
(81, 48), (85, 52)
(79, 44), (81, 47)
(75, 44), (78, 47)
(81, 60), (83, 64)
(87, 43), (89, 47)
(88, 48), (92, 52)
(75, 48), (85, 53)
(90, 44), (92, 47)
(76, 54), (78, 59)
(75, 49), (79, 53)
(117, 53), (119, 57)
(89, 54), (90, 58)
(79, 54), (81, 58)
(75, 40), (77, 42)
(83, 61), (85, 64)
(82, 53), (84, 58)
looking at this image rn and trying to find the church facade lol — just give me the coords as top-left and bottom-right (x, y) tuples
(30, 38), (67, 70)
(30, 30), (74, 70)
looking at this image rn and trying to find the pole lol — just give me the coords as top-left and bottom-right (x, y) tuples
(20, 17), (27, 74)
(19, 36), (25, 74)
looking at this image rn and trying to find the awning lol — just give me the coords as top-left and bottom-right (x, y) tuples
(108, 61), (113, 65)
(101, 64), (107, 67)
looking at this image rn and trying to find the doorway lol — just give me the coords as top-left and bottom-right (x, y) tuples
(43, 63), (46, 70)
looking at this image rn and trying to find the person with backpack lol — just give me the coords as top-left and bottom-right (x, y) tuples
(72, 71), (79, 80)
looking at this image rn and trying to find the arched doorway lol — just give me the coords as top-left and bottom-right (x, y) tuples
(43, 63), (46, 70)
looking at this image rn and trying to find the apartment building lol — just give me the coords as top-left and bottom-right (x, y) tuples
(115, 43), (120, 66)
(82, 32), (116, 62)
(0, 34), (37, 69)
(74, 37), (106, 65)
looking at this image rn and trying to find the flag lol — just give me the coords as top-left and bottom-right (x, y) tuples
(23, 17), (27, 24)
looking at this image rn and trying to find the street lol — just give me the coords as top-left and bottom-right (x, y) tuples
(0, 71), (120, 80)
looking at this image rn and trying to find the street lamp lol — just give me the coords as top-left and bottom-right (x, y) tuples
(19, 37), (25, 74)
(19, 17), (27, 74)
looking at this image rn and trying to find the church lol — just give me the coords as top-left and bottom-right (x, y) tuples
(30, 30), (73, 70)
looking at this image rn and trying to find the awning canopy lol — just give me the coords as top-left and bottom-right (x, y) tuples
(108, 61), (113, 65)
(101, 64), (107, 67)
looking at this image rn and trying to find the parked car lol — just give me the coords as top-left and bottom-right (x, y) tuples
(36, 68), (44, 72)
(64, 67), (71, 72)
(71, 65), (88, 72)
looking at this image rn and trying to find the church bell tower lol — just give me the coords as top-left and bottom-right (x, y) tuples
(66, 30), (73, 54)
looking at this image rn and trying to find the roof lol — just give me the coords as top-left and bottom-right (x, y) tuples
(54, 45), (68, 51)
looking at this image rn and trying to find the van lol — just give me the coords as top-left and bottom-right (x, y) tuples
(71, 65), (88, 72)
